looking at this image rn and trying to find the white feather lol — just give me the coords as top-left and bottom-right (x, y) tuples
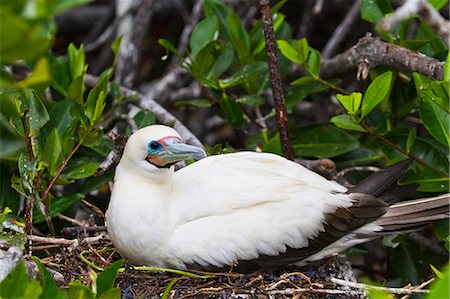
(107, 126), (356, 269)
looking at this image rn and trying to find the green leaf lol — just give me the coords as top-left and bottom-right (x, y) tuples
(336, 92), (362, 115)
(426, 265), (449, 299)
(85, 69), (112, 125)
(43, 128), (63, 176)
(277, 40), (302, 64)
(67, 76), (86, 104)
(191, 41), (221, 80)
(220, 61), (268, 88)
(204, 0), (232, 40)
(405, 127), (416, 153)
(330, 115), (366, 132)
(286, 77), (331, 111)
(50, 0), (93, 14)
(236, 95), (265, 106)
(227, 13), (251, 64)
(0, 261), (43, 299)
(19, 89), (50, 134)
(68, 43), (86, 80)
(62, 160), (100, 180)
(360, 0), (393, 23)
(306, 48), (320, 79)
(444, 49), (450, 81)
(133, 110), (156, 129)
(111, 35), (123, 67)
(297, 38), (309, 65)
(207, 45), (233, 79)
(419, 90), (450, 146)
(175, 99), (212, 108)
(220, 95), (245, 128)
(430, 264), (444, 279)
(33, 193), (84, 224)
(33, 257), (65, 299)
(292, 125), (360, 158)
(361, 71), (393, 118)
(97, 260), (123, 297)
(68, 281), (95, 299)
(161, 279), (177, 299)
(190, 16), (219, 59)
(97, 288), (120, 299)
(427, 0), (448, 9)
(158, 38), (182, 61)
(14, 58), (50, 88)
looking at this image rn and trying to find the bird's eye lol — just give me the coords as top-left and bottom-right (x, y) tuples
(148, 141), (162, 153)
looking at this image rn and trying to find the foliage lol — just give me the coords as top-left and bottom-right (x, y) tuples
(0, 0), (448, 293)
(0, 259), (123, 299)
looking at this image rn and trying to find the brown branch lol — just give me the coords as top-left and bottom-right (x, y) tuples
(361, 122), (449, 177)
(319, 34), (445, 80)
(260, 0), (294, 160)
(43, 142), (82, 200)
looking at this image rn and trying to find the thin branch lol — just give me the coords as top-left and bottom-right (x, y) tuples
(331, 277), (429, 295)
(260, 0), (294, 160)
(43, 142), (82, 200)
(379, 0), (450, 44)
(319, 34), (445, 80)
(361, 122), (449, 177)
(322, 0), (360, 58)
(95, 131), (127, 176)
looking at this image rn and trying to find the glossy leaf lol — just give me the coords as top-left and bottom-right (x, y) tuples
(330, 115), (366, 132)
(33, 258), (65, 299)
(360, 0), (393, 23)
(219, 95), (245, 128)
(336, 92), (362, 115)
(207, 45), (233, 79)
(62, 159), (100, 180)
(445, 50), (450, 81)
(175, 99), (212, 108)
(204, 0), (232, 40)
(220, 61), (268, 88)
(19, 89), (50, 134)
(133, 110), (156, 129)
(96, 260), (123, 297)
(68, 281), (95, 299)
(190, 16), (219, 59)
(419, 90), (450, 146)
(307, 48), (320, 79)
(361, 71), (393, 118)
(14, 58), (50, 88)
(43, 128), (63, 176)
(0, 262), (43, 299)
(292, 125), (360, 158)
(227, 13), (251, 64)
(68, 43), (86, 80)
(405, 128), (416, 153)
(297, 38), (309, 65)
(277, 40), (302, 64)
(236, 95), (265, 106)
(158, 38), (182, 60)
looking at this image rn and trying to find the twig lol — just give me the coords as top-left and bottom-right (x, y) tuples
(43, 142), (82, 200)
(331, 277), (430, 295)
(267, 287), (363, 296)
(379, 0), (450, 43)
(85, 73), (204, 149)
(400, 277), (435, 299)
(361, 122), (449, 177)
(95, 131), (127, 176)
(260, 0), (294, 160)
(298, 0), (314, 38)
(27, 235), (79, 246)
(56, 213), (85, 227)
(81, 199), (106, 220)
(322, 0), (360, 58)
(62, 226), (106, 235)
(115, 0), (155, 87)
(319, 34), (445, 80)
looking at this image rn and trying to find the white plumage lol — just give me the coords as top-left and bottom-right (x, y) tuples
(106, 125), (448, 271)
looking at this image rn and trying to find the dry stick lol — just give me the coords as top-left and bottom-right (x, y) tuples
(331, 277), (430, 295)
(361, 122), (449, 177)
(260, 0), (294, 160)
(322, 0), (360, 58)
(319, 34), (445, 80)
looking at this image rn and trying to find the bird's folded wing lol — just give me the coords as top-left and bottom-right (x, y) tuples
(166, 152), (386, 269)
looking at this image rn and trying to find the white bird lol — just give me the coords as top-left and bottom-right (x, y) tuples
(106, 125), (449, 271)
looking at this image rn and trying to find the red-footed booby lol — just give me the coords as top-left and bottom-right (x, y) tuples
(106, 125), (449, 271)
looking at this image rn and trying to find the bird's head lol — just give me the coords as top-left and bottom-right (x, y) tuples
(122, 125), (206, 170)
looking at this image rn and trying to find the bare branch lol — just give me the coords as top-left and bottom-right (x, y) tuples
(322, 0), (361, 58)
(320, 34), (445, 80)
(379, 0), (450, 44)
(331, 277), (430, 295)
(260, 0), (294, 160)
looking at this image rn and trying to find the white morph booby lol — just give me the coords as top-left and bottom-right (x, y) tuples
(107, 125), (449, 271)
